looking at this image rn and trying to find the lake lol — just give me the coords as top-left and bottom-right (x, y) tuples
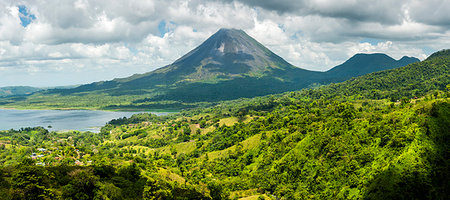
(0, 109), (169, 132)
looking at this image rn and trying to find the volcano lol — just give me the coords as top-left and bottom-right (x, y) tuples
(45, 28), (418, 102)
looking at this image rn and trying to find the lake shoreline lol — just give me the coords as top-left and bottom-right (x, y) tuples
(0, 109), (170, 132)
(0, 106), (179, 113)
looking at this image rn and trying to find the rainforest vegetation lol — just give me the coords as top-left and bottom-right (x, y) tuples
(0, 50), (448, 199)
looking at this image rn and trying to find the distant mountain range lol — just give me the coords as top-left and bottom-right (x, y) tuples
(324, 53), (419, 82)
(42, 29), (418, 102)
(0, 86), (41, 97)
(0, 85), (80, 97)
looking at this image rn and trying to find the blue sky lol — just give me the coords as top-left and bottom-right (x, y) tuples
(18, 5), (35, 27)
(0, 0), (449, 87)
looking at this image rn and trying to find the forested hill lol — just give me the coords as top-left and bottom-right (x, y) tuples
(0, 50), (448, 199)
(324, 53), (420, 82)
(311, 49), (449, 101)
(425, 49), (450, 60)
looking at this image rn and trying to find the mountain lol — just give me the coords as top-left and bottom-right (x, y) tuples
(51, 28), (321, 102)
(0, 86), (41, 97)
(324, 53), (420, 82)
(1, 29), (419, 109)
(312, 49), (449, 102)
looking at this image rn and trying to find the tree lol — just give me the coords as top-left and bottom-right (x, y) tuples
(208, 181), (229, 200)
(94, 182), (122, 200)
(10, 166), (51, 200)
(63, 168), (99, 200)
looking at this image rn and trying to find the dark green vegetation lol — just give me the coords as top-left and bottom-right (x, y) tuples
(0, 29), (418, 110)
(0, 86), (41, 97)
(324, 53), (419, 82)
(0, 49), (448, 199)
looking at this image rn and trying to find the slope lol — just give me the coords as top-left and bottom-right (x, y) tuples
(0, 86), (41, 97)
(324, 53), (419, 82)
(315, 49), (449, 101)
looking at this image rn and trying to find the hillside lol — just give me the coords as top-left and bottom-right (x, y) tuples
(0, 50), (448, 199)
(324, 53), (419, 82)
(0, 86), (40, 97)
(0, 29), (417, 110)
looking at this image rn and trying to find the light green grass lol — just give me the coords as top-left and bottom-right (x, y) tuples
(219, 117), (239, 126)
(207, 134), (262, 160)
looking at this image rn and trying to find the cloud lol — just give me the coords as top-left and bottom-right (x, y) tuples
(0, 0), (448, 87)
(221, 0), (406, 24)
(0, 4), (25, 45)
(407, 0), (450, 26)
(245, 18), (429, 71)
(222, 0), (450, 27)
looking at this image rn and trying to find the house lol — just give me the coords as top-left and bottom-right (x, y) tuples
(37, 148), (46, 152)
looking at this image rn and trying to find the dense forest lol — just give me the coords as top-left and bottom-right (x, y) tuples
(0, 50), (448, 199)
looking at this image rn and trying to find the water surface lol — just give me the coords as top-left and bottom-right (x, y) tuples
(0, 109), (168, 132)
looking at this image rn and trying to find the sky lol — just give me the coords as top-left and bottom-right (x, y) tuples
(0, 0), (449, 87)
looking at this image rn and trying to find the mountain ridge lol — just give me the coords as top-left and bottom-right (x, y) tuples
(0, 86), (41, 97)
(324, 53), (420, 82)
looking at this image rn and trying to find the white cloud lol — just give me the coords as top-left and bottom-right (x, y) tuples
(0, 5), (25, 45)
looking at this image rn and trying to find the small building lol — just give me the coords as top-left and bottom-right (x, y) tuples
(37, 148), (46, 152)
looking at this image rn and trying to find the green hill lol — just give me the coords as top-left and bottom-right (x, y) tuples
(425, 49), (450, 61)
(324, 53), (419, 82)
(313, 50), (449, 101)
